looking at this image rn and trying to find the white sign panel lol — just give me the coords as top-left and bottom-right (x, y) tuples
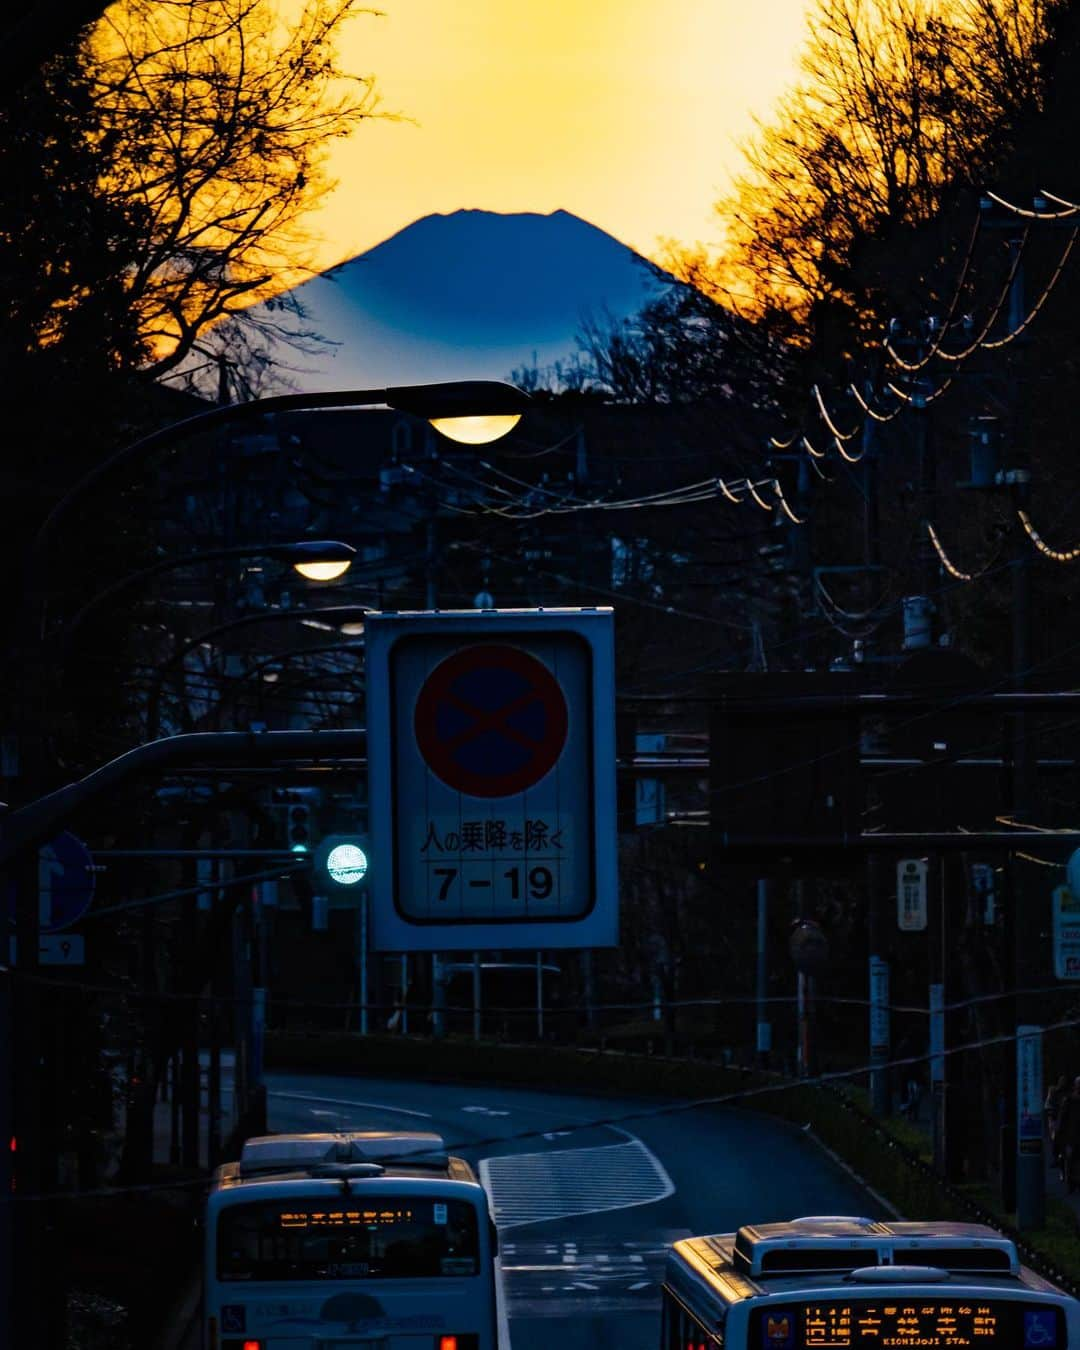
(366, 609), (617, 951)
(1053, 885), (1080, 980)
(39, 934), (84, 965)
(897, 858), (928, 931)
(869, 956), (889, 1057)
(1017, 1024), (1043, 1147)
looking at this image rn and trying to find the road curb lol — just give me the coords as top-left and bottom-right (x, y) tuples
(154, 1269), (200, 1350)
(802, 1125), (903, 1219)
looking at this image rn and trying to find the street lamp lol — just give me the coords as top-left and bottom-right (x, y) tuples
(144, 604), (370, 739)
(57, 540), (356, 648)
(32, 380), (531, 574)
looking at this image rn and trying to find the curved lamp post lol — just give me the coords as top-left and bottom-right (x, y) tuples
(57, 539), (356, 649)
(32, 380), (531, 577)
(144, 603), (371, 739)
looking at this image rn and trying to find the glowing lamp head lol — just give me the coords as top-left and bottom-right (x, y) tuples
(429, 413), (522, 445)
(293, 558), (352, 581)
(325, 843), (368, 885)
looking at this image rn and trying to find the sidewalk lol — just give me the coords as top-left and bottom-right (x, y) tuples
(151, 1049), (236, 1170)
(894, 1092), (1080, 1231)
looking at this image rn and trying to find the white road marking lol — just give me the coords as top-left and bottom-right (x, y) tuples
(463, 1105), (511, 1116)
(502, 1236), (689, 1314)
(268, 1090), (432, 1119)
(479, 1134), (675, 1229)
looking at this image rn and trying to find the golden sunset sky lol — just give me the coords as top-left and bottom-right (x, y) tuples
(311, 0), (813, 270)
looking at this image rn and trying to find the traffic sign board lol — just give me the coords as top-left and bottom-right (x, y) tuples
(366, 609), (617, 952)
(39, 934), (85, 965)
(413, 644), (568, 797)
(7, 832), (96, 933)
(897, 857), (928, 931)
(1052, 884), (1080, 979)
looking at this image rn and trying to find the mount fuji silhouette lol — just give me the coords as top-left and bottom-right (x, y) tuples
(251, 208), (669, 389)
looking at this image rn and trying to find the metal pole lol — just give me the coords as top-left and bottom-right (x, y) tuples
(868, 853), (890, 1114)
(756, 879), (771, 1067)
(930, 860), (946, 1174)
(169, 1054), (180, 1166)
(582, 949), (597, 1033)
(472, 952), (482, 1041)
(401, 955), (409, 1035)
(208, 859), (222, 1169)
(181, 893), (200, 1169)
(1013, 472), (1044, 1225)
(359, 890), (369, 1036)
(536, 952), (544, 1040)
(208, 986), (221, 1169)
(432, 954), (446, 1039)
(1005, 234), (1044, 1229)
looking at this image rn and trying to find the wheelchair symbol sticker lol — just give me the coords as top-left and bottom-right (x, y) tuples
(221, 1305), (246, 1333)
(1024, 1310), (1057, 1347)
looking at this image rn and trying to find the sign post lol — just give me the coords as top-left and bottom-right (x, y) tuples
(1052, 884), (1080, 979)
(366, 609), (617, 951)
(897, 858), (928, 931)
(7, 832), (95, 965)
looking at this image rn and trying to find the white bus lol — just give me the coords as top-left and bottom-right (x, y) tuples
(204, 1131), (501, 1350)
(662, 1215), (1080, 1349)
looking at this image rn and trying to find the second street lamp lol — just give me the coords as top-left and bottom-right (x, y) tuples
(56, 540), (356, 648)
(32, 380), (531, 582)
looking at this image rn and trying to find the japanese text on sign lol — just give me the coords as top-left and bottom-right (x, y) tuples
(414, 816), (573, 919)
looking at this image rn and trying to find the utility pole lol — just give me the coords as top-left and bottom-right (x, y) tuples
(756, 879), (771, 1067)
(425, 511), (447, 1039)
(861, 408), (891, 1115)
(1009, 262), (1043, 1227)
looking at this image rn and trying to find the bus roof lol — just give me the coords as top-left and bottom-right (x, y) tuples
(239, 1132), (449, 1174)
(209, 1130), (480, 1192)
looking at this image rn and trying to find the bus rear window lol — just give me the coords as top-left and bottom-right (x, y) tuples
(218, 1197), (480, 1281)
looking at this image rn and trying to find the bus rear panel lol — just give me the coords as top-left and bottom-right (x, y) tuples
(661, 1217), (1080, 1350)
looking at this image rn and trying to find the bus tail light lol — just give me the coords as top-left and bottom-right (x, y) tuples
(438, 1337), (478, 1350)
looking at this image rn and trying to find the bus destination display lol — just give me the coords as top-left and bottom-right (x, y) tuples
(759, 1301), (1061, 1348)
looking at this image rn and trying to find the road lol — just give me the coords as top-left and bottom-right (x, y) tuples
(178, 1067), (886, 1350)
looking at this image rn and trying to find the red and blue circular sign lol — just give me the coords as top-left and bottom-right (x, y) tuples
(414, 644), (569, 798)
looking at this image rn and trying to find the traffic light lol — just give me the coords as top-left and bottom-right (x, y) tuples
(288, 804), (310, 853)
(269, 787), (322, 854)
(314, 835), (369, 889)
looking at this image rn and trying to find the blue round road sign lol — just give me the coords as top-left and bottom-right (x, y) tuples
(414, 643), (569, 798)
(6, 831), (96, 932)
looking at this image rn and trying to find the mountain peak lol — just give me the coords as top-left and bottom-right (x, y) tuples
(247, 209), (667, 390)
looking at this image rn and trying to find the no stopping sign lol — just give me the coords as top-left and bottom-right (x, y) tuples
(413, 644), (569, 798)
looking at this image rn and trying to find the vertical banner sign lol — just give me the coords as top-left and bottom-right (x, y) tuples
(897, 858), (929, 931)
(970, 862), (995, 926)
(366, 609), (617, 952)
(1017, 1025), (1044, 1153)
(1052, 885), (1080, 980)
(929, 983), (945, 1089)
(869, 956), (889, 1060)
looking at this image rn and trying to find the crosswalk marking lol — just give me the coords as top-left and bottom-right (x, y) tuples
(479, 1137), (674, 1229)
(500, 1235), (693, 1316)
